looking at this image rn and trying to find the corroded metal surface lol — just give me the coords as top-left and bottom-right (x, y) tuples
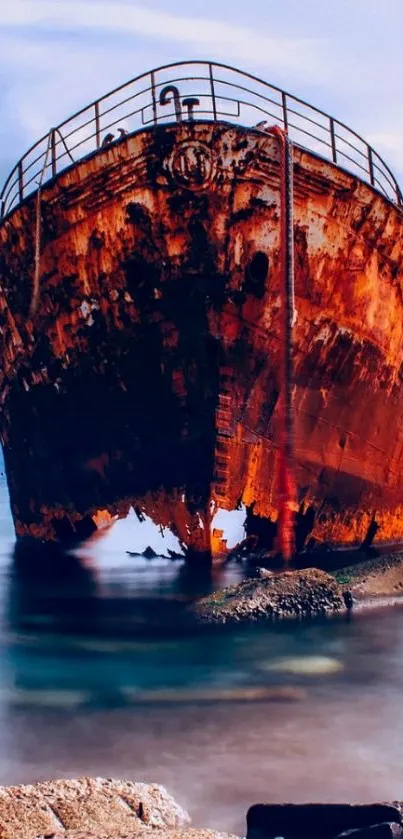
(1, 121), (403, 559)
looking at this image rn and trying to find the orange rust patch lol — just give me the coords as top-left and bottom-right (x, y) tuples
(1, 122), (403, 559)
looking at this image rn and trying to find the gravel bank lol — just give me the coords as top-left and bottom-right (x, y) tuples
(191, 568), (345, 624)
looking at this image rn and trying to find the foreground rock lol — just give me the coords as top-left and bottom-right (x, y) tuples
(246, 804), (402, 839)
(192, 568), (345, 624)
(339, 825), (402, 839)
(0, 777), (191, 839)
(1, 778), (403, 839)
(37, 831), (238, 839)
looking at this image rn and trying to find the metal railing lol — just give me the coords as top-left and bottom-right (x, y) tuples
(1, 60), (402, 219)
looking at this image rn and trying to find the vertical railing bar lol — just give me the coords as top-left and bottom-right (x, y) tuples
(151, 70), (157, 125)
(18, 162), (24, 204)
(95, 101), (101, 149)
(51, 129), (57, 178)
(209, 63), (217, 121)
(282, 91), (288, 132)
(329, 117), (337, 163)
(368, 146), (375, 186)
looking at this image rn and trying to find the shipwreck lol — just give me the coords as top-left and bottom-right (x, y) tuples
(0, 61), (402, 563)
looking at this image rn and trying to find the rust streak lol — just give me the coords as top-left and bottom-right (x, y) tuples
(0, 122), (403, 561)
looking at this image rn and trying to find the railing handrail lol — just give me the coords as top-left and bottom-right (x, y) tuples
(1, 59), (401, 219)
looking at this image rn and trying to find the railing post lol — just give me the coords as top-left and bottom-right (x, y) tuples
(329, 117), (337, 163)
(151, 71), (157, 125)
(209, 63), (217, 122)
(95, 101), (101, 149)
(51, 129), (57, 178)
(18, 161), (24, 204)
(368, 146), (375, 186)
(282, 91), (288, 132)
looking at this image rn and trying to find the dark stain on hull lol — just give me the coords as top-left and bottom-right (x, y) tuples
(1, 121), (403, 560)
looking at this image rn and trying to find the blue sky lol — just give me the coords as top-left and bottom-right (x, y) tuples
(0, 0), (402, 187)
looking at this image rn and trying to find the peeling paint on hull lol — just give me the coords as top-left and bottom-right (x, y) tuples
(1, 122), (403, 561)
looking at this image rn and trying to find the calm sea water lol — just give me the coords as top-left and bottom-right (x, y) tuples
(0, 466), (403, 835)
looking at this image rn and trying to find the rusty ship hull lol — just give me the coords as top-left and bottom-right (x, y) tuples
(1, 116), (403, 560)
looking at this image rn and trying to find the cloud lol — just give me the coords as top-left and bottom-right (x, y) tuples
(0, 0), (402, 193)
(2, 0), (326, 78)
(0, 0), (328, 184)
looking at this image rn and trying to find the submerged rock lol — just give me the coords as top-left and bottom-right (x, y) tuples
(191, 568), (345, 624)
(143, 546), (158, 559)
(260, 655), (343, 675)
(343, 590), (354, 609)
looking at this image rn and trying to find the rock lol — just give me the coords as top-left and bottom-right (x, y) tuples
(168, 549), (183, 560)
(143, 546), (158, 559)
(246, 804), (402, 839)
(192, 568), (345, 624)
(255, 568), (274, 579)
(0, 777), (190, 839)
(34, 832), (233, 839)
(337, 823), (402, 839)
(343, 590), (354, 609)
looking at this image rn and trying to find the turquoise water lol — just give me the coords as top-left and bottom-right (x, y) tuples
(0, 470), (403, 834)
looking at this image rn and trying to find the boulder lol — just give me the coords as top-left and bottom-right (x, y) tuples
(246, 804), (402, 839)
(337, 823), (402, 839)
(192, 568), (345, 624)
(0, 777), (190, 839)
(36, 831), (239, 839)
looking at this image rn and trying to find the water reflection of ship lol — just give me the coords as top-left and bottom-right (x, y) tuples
(7, 541), (221, 639)
(8, 542), (99, 635)
(4, 543), (403, 709)
(4, 542), (252, 711)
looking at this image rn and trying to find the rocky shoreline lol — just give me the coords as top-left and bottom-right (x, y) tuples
(188, 551), (403, 625)
(191, 568), (347, 624)
(333, 552), (403, 600)
(1, 778), (403, 839)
